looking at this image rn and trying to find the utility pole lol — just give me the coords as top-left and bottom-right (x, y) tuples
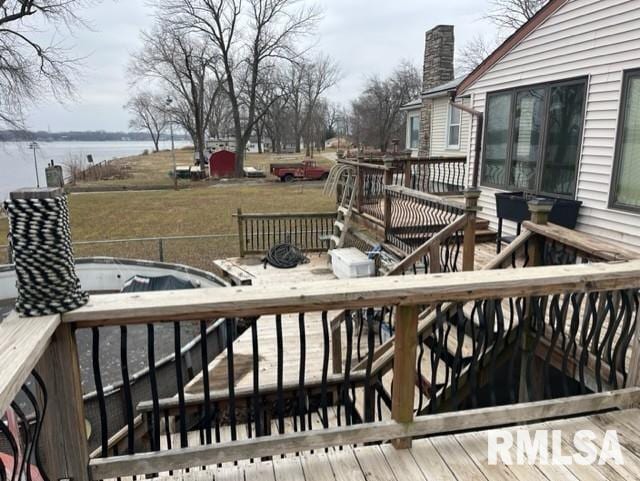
(166, 96), (178, 191)
(29, 141), (40, 188)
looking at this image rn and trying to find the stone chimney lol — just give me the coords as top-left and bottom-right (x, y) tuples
(420, 25), (455, 156)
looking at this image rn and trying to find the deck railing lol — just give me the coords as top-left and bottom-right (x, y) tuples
(336, 159), (472, 254)
(407, 157), (467, 194)
(339, 156), (467, 200)
(3, 257), (640, 480)
(234, 209), (336, 256)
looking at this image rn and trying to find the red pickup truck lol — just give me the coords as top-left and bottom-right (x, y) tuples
(270, 160), (330, 182)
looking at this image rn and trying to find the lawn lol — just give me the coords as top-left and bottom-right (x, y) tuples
(71, 148), (336, 189)
(0, 182), (337, 269)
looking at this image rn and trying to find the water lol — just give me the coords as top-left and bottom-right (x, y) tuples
(0, 140), (192, 200)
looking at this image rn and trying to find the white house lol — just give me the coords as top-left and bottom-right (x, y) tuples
(458, 0), (640, 248)
(402, 26), (472, 159)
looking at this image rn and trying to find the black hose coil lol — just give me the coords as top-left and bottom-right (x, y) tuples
(263, 243), (309, 269)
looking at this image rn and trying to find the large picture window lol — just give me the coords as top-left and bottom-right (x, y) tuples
(481, 78), (587, 198)
(611, 69), (640, 212)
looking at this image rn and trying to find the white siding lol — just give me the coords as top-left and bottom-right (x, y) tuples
(430, 97), (471, 157)
(464, 0), (640, 246)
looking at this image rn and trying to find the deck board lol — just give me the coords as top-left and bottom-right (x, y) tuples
(352, 445), (398, 481)
(136, 408), (640, 481)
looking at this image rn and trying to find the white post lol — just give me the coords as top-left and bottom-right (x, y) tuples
(29, 141), (40, 188)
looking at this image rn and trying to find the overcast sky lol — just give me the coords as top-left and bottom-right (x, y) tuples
(25, 0), (495, 132)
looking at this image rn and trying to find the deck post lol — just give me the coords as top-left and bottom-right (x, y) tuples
(462, 188), (481, 271)
(391, 304), (418, 449)
(403, 159), (412, 188)
(527, 199), (554, 266)
(356, 156), (364, 213)
(383, 159), (394, 241)
(37, 323), (90, 481)
(428, 241), (441, 274)
(236, 208), (245, 257)
(518, 199), (555, 402)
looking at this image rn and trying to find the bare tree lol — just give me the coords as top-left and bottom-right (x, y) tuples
(125, 92), (168, 152)
(486, 0), (548, 30)
(457, 0), (547, 75)
(280, 56), (339, 154)
(0, 0), (92, 129)
(130, 21), (220, 164)
(301, 56), (340, 156)
(351, 61), (421, 151)
(160, 0), (321, 176)
(456, 34), (498, 76)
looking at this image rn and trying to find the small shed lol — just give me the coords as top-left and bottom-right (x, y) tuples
(209, 149), (236, 178)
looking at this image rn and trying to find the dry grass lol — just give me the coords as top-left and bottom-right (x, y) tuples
(73, 149), (336, 189)
(0, 182), (336, 269)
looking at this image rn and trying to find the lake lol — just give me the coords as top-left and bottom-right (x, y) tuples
(0, 140), (192, 201)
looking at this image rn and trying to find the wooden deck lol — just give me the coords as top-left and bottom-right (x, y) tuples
(184, 310), (346, 395)
(136, 408), (640, 481)
(222, 253), (336, 286)
(185, 242), (502, 397)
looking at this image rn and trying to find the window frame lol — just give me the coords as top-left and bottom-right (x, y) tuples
(609, 68), (640, 213)
(407, 113), (420, 150)
(446, 103), (461, 149)
(480, 76), (587, 199)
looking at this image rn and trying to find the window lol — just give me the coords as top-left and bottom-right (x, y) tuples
(481, 78), (587, 198)
(611, 69), (640, 211)
(409, 115), (420, 149)
(447, 104), (461, 148)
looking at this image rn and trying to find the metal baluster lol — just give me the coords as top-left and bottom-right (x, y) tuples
(416, 331), (425, 414)
(120, 326), (135, 454)
(91, 327), (109, 457)
(298, 313), (307, 431)
(251, 318), (262, 437)
(321, 311), (330, 428)
(147, 324), (161, 451)
(172, 322), (188, 448)
(364, 308), (375, 422)
(343, 310), (353, 425)
(198, 321), (212, 444)
(225, 318), (237, 441)
(275, 314), (285, 434)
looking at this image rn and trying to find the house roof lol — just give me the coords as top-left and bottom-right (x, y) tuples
(457, 0), (570, 95)
(422, 76), (466, 99)
(400, 98), (422, 111)
(400, 75), (468, 111)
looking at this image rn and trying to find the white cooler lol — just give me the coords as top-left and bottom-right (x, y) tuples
(329, 248), (375, 279)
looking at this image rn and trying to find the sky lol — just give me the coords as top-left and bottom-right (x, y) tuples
(25, 0), (496, 132)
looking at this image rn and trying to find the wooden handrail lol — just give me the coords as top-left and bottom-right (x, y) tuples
(523, 221), (640, 261)
(386, 215), (468, 276)
(337, 159), (393, 170)
(482, 230), (534, 270)
(0, 312), (60, 414)
(63, 261), (640, 327)
(89, 387), (640, 479)
(233, 211), (337, 219)
(385, 185), (465, 212)
(408, 156), (467, 164)
(137, 369), (367, 414)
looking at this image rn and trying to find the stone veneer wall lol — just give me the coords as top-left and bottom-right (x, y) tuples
(419, 25), (455, 157)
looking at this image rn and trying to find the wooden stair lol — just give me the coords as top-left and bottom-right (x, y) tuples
(474, 217), (497, 243)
